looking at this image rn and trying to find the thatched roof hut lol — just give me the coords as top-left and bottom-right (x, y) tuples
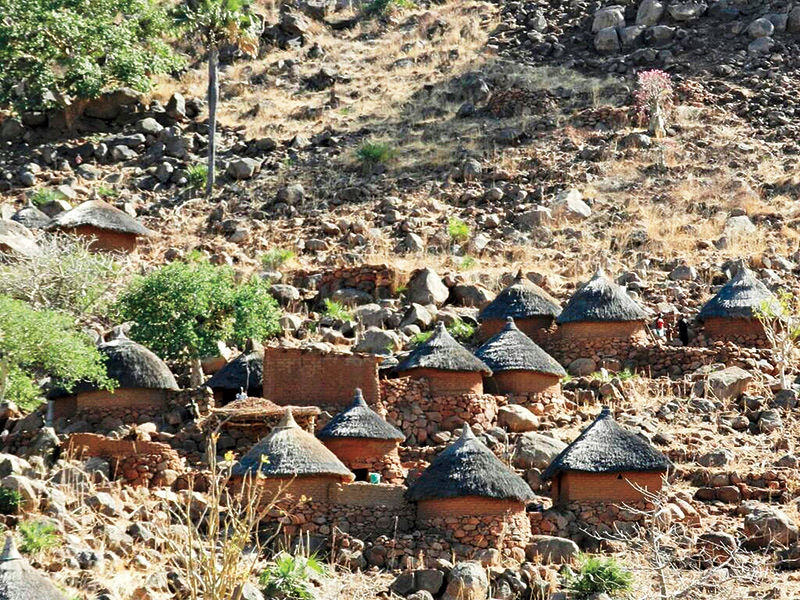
(396, 323), (491, 375)
(475, 318), (566, 377)
(45, 200), (153, 237)
(232, 409), (354, 480)
(556, 269), (650, 324)
(0, 536), (68, 600)
(542, 407), (671, 480)
(211, 396), (318, 424)
(318, 389), (404, 441)
(11, 204), (50, 230)
(205, 348), (264, 402)
(479, 271), (561, 322)
(76, 336), (179, 393)
(697, 264), (778, 321)
(405, 424), (533, 503)
(0, 220), (38, 257)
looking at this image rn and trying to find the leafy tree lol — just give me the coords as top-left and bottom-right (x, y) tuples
(755, 288), (800, 390)
(114, 261), (281, 383)
(175, 0), (262, 197)
(0, 297), (112, 411)
(0, 0), (181, 113)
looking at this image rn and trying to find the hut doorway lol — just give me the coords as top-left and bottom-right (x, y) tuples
(352, 468), (369, 482)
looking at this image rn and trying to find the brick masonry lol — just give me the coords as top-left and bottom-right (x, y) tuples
(394, 368), (484, 397)
(552, 471), (666, 503)
(62, 224), (140, 253)
(478, 316), (556, 344)
(487, 371), (562, 396)
(321, 438), (406, 484)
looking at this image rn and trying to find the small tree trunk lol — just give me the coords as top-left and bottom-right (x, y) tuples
(649, 102), (666, 139)
(190, 357), (204, 388)
(206, 44), (219, 198)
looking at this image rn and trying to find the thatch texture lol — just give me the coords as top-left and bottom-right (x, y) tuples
(405, 424), (533, 502)
(542, 407), (671, 479)
(11, 205), (50, 230)
(395, 322), (491, 375)
(0, 220), (38, 257)
(205, 348), (264, 398)
(697, 264), (778, 320)
(318, 389), (404, 441)
(0, 536), (68, 600)
(479, 272), (561, 321)
(76, 336), (178, 393)
(556, 269), (650, 324)
(211, 397), (319, 421)
(232, 409), (354, 480)
(475, 318), (566, 376)
(45, 200), (154, 236)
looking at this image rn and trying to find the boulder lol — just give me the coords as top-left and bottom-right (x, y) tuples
(443, 562), (488, 600)
(497, 405), (540, 433)
(513, 432), (567, 470)
(697, 448), (734, 468)
(0, 475), (38, 512)
(592, 6), (625, 32)
(747, 17), (774, 38)
(707, 366), (752, 401)
(667, 1), (707, 21)
(408, 268), (449, 306)
(226, 158), (260, 180)
(725, 215), (756, 235)
(636, 0), (664, 25)
(568, 358), (596, 377)
(744, 504), (798, 548)
(353, 328), (399, 355)
(400, 303), (434, 329)
(789, 7), (800, 33)
(525, 535), (580, 564)
(758, 409), (783, 434)
(594, 26), (621, 53)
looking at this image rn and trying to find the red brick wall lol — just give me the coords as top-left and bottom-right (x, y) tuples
(77, 388), (167, 410)
(553, 471), (665, 503)
(63, 225), (139, 253)
(558, 320), (648, 341)
(703, 317), (765, 341)
(416, 496), (525, 519)
(258, 475), (346, 504)
(397, 368), (484, 396)
(490, 371), (561, 395)
(322, 438), (397, 464)
(263, 347), (380, 407)
(478, 316), (555, 343)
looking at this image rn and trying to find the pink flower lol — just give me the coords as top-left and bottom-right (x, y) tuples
(634, 69), (673, 124)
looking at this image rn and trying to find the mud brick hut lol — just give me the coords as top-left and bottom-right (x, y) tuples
(0, 219), (38, 257)
(477, 271), (562, 343)
(0, 536), (68, 600)
(317, 389), (406, 484)
(405, 424), (534, 556)
(51, 335), (179, 421)
(696, 263), (777, 343)
(542, 407), (671, 504)
(475, 317), (566, 396)
(11, 202), (50, 230)
(45, 199), (154, 253)
(395, 322), (492, 396)
(232, 409), (354, 503)
(205, 346), (264, 405)
(206, 397), (319, 455)
(556, 268), (651, 342)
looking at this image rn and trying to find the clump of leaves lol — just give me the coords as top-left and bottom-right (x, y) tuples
(186, 164), (209, 190)
(97, 185), (118, 198)
(262, 248), (296, 271)
(447, 217), (470, 244)
(30, 188), (61, 207)
(565, 554), (634, 599)
(260, 553), (326, 600)
(458, 255), (477, 271)
(322, 298), (352, 321)
(356, 141), (395, 168)
(365, 0), (415, 16)
(411, 319), (475, 346)
(18, 520), (59, 554)
(0, 489), (21, 515)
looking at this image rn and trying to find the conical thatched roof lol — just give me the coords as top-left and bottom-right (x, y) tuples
(0, 220), (39, 257)
(396, 322), (491, 375)
(318, 389), (404, 441)
(76, 335), (178, 393)
(556, 269), (650, 324)
(11, 204), (50, 230)
(210, 397), (319, 422)
(479, 271), (561, 321)
(697, 263), (778, 320)
(542, 407), (671, 480)
(405, 424), (533, 503)
(0, 536), (69, 600)
(205, 348), (264, 398)
(475, 318), (566, 377)
(45, 200), (154, 236)
(232, 409), (354, 480)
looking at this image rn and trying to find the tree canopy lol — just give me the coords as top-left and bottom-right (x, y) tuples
(114, 261), (282, 362)
(0, 296), (113, 411)
(0, 0), (182, 112)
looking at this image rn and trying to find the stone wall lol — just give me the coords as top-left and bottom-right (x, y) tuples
(291, 264), (400, 303)
(378, 378), (501, 445)
(263, 346), (380, 406)
(322, 438), (406, 484)
(689, 468), (791, 504)
(66, 433), (183, 487)
(530, 500), (653, 539)
(207, 412), (317, 458)
(397, 368), (484, 397)
(699, 317), (768, 348)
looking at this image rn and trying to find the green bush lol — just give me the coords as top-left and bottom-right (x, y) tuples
(186, 164), (209, 190)
(30, 188), (61, 207)
(262, 248), (296, 271)
(411, 319), (475, 346)
(356, 141), (395, 167)
(260, 552), (326, 600)
(322, 298), (352, 321)
(365, 0), (415, 15)
(565, 554), (634, 599)
(18, 521), (59, 554)
(0, 489), (21, 515)
(447, 217), (470, 244)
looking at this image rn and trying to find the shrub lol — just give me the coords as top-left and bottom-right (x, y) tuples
(97, 185), (118, 198)
(187, 164), (209, 190)
(356, 141), (395, 167)
(0, 489), (21, 515)
(30, 188), (61, 207)
(259, 552), (326, 600)
(565, 554), (634, 599)
(322, 298), (352, 321)
(18, 521), (59, 554)
(262, 248), (296, 271)
(448, 318), (475, 343)
(634, 69), (673, 136)
(458, 255), (477, 271)
(447, 217), (470, 244)
(365, 0), (415, 15)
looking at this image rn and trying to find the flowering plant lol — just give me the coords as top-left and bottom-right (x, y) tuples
(634, 69), (674, 136)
